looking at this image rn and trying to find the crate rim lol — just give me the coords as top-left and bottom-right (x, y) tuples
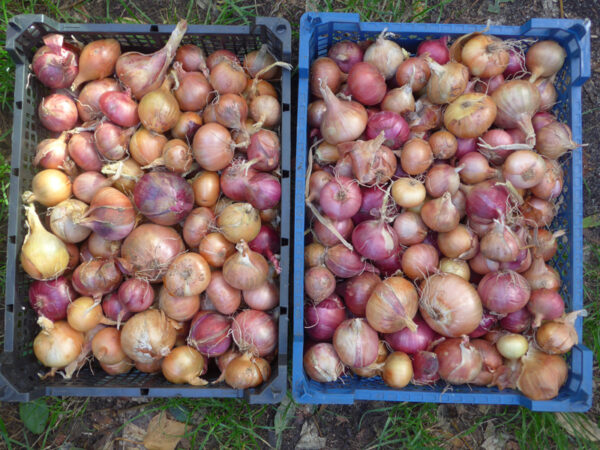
(292, 12), (592, 411)
(2, 13), (292, 404)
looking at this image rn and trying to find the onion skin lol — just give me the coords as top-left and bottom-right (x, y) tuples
(420, 273), (483, 338)
(477, 271), (531, 314)
(77, 187), (135, 241)
(401, 243), (439, 281)
(34, 320), (85, 370)
(164, 252), (211, 298)
(158, 287), (200, 322)
(303, 343), (344, 382)
(224, 353), (271, 389)
(206, 270), (241, 315)
(21, 204), (70, 281)
(72, 39), (120, 90)
(133, 172), (194, 226)
(32, 34), (79, 89)
(29, 276), (75, 321)
(77, 78), (120, 121)
(161, 346), (208, 385)
(305, 295), (346, 341)
(188, 311), (232, 357)
(517, 346), (568, 400)
(223, 240), (269, 291)
(68, 132), (102, 172)
(232, 309), (277, 357)
(365, 277), (418, 333)
(120, 309), (176, 363)
(384, 315), (438, 354)
(120, 224), (185, 282)
(443, 93), (497, 139)
(435, 337), (482, 384)
(333, 318), (379, 368)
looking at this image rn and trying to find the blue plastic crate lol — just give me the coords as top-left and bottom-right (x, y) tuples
(292, 12), (592, 411)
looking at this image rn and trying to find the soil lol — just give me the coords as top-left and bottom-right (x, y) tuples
(0, 0), (598, 448)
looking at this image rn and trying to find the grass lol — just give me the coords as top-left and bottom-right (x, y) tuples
(1, 0), (599, 448)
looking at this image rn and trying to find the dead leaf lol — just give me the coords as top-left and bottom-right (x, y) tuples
(295, 420), (326, 450)
(122, 421), (145, 444)
(335, 415), (350, 425)
(555, 413), (600, 442)
(143, 412), (187, 450)
(481, 421), (508, 450)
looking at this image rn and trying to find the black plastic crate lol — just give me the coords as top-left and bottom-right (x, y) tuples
(1, 14), (291, 403)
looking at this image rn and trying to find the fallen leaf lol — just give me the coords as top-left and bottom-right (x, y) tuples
(122, 421), (145, 444)
(295, 420), (326, 450)
(335, 415), (350, 425)
(583, 214), (600, 229)
(555, 413), (600, 442)
(481, 422), (508, 450)
(19, 399), (49, 435)
(143, 413), (187, 450)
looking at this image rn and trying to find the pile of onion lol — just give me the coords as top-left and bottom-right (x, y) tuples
(23, 22), (287, 390)
(303, 33), (581, 402)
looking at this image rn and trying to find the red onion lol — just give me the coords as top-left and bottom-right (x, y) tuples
(247, 129), (280, 172)
(477, 270), (531, 314)
(527, 289), (565, 327)
(77, 78), (120, 121)
(77, 187), (135, 241)
(243, 279), (279, 311)
(500, 307), (532, 333)
(455, 137), (477, 158)
(348, 62), (387, 106)
(365, 111), (410, 149)
(99, 89), (139, 127)
(72, 258), (122, 300)
(325, 244), (369, 278)
(413, 351), (440, 385)
(118, 278), (154, 313)
(32, 34), (78, 89)
(188, 311), (232, 357)
(68, 132), (102, 172)
(532, 111), (556, 132)
(477, 129), (516, 165)
(464, 181), (510, 223)
(133, 172), (194, 226)
(243, 172), (281, 211)
(503, 49), (525, 77)
(338, 272), (381, 317)
(232, 309), (277, 357)
(374, 252), (403, 277)
(305, 295), (347, 341)
(314, 217), (353, 247)
(351, 219), (399, 261)
(249, 224), (281, 273)
(328, 40), (364, 73)
(469, 249), (500, 275)
(468, 310), (498, 338)
(333, 318), (379, 368)
(29, 276), (75, 321)
(38, 94), (78, 132)
(94, 122), (135, 161)
(417, 36), (449, 64)
(384, 315), (438, 354)
(102, 292), (132, 323)
(396, 57), (431, 92)
(319, 176), (362, 220)
(34, 134), (69, 170)
(402, 243), (439, 280)
(425, 163), (461, 197)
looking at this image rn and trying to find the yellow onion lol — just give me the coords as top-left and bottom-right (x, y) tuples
(161, 346), (208, 385)
(21, 204), (69, 280)
(382, 351), (413, 388)
(217, 202), (261, 244)
(516, 346), (568, 400)
(535, 309), (587, 355)
(138, 77), (181, 133)
(23, 169), (72, 207)
(443, 93), (497, 139)
(224, 352), (271, 389)
(120, 309), (176, 363)
(34, 318), (84, 370)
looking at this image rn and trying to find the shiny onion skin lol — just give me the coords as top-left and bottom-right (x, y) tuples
(333, 318), (379, 368)
(366, 276), (418, 333)
(419, 273), (483, 337)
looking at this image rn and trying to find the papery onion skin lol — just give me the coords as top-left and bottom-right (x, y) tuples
(120, 224), (185, 282)
(305, 295), (347, 341)
(304, 343), (344, 382)
(232, 309), (277, 357)
(517, 346), (568, 400)
(420, 273), (483, 338)
(435, 337), (482, 384)
(443, 93), (497, 139)
(188, 310), (232, 357)
(305, 266), (336, 303)
(366, 276), (418, 333)
(72, 39), (120, 90)
(120, 309), (176, 363)
(477, 270), (531, 314)
(384, 315), (438, 354)
(224, 353), (271, 389)
(161, 346), (207, 385)
(34, 319), (85, 369)
(333, 318), (379, 368)
(77, 187), (135, 241)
